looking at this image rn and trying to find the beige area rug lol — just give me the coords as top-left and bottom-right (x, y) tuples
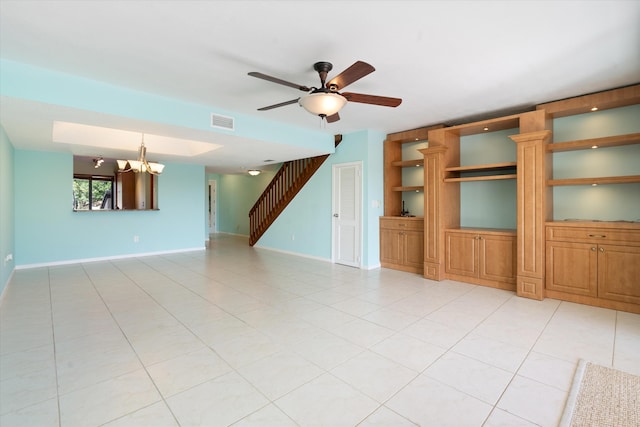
(560, 359), (640, 427)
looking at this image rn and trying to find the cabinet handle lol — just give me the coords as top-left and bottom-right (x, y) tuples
(591, 247), (597, 251)
(398, 224), (406, 227)
(588, 234), (606, 238)
(599, 247), (605, 252)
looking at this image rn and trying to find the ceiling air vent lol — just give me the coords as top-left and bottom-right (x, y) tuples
(211, 113), (234, 131)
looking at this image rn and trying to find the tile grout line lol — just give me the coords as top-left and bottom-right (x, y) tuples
(612, 310), (618, 368)
(482, 298), (567, 425)
(105, 257), (298, 425)
(46, 267), (63, 427)
(79, 262), (183, 427)
(350, 287), (516, 426)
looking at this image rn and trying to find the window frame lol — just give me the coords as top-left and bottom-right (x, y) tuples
(73, 174), (115, 211)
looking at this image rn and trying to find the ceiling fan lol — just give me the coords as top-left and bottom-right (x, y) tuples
(248, 61), (402, 123)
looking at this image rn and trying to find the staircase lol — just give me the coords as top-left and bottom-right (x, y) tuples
(249, 135), (342, 246)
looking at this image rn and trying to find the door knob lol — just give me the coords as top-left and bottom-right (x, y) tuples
(333, 214), (339, 217)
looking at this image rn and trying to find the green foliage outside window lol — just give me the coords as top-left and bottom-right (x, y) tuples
(73, 176), (113, 210)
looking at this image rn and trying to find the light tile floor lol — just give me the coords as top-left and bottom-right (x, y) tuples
(1, 234), (639, 426)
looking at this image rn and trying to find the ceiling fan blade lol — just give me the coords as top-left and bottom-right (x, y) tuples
(342, 92), (402, 107)
(248, 72), (311, 92)
(325, 113), (340, 123)
(257, 99), (300, 111)
(327, 61), (375, 90)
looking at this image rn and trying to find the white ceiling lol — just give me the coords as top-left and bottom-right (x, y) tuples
(1, 0), (639, 174)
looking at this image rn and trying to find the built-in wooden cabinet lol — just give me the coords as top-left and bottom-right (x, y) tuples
(546, 223), (640, 313)
(380, 217), (424, 274)
(380, 84), (640, 313)
(538, 84), (640, 313)
(445, 229), (516, 290)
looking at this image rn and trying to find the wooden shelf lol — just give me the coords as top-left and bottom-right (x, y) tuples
(547, 132), (640, 152)
(391, 158), (424, 167)
(548, 175), (640, 186)
(445, 174), (517, 183)
(392, 186), (423, 192)
(445, 161), (517, 173)
(444, 161), (517, 182)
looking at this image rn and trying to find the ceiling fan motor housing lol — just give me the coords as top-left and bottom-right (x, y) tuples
(313, 61), (333, 88)
(313, 61), (333, 74)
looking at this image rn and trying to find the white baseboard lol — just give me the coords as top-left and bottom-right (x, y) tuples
(14, 247), (206, 270)
(0, 268), (15, 306)
(253, 244), (331, 263)
(363, 262), (382, 270)
(216, 231), (249, 238)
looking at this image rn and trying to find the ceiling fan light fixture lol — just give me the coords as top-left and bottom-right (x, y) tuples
(299, 92), (347, 117)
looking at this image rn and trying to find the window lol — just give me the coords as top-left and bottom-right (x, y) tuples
(73, 175), (114, 210)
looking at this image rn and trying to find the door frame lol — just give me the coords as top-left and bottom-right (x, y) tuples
(208, 179), (217, 234)
(331, 161), (363, 268)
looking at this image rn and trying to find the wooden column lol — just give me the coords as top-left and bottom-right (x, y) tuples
(420, 145), (449, 280)
(509, 130), (552, 300)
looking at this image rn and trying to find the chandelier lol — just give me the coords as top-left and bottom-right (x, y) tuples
(117, 134), (165, 175)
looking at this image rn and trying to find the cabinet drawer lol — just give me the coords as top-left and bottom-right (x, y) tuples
(380, 217), (424, 231)
(547, 226), (640, 245)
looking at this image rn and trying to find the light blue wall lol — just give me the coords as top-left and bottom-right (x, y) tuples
(256, 130), (385, 268)
(215, 171), (277, 236)
(552, 104), (640, 221)
(0, 127), (15, 294)
(14, 150), (206, 266)
(364, 130), (386, 266)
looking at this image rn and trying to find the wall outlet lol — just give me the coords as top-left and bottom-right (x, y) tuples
(291, 234), (295, 241)
(133, 235), (139, 243)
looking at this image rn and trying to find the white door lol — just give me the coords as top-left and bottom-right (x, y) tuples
(332, 162), (362, 267)
(208, 180), (217, 234)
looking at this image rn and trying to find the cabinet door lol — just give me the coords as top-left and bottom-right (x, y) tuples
(117, 172), (136, 210)
(445, 232), (477, 277)
(404, 230), (425, 270)
(479, 234), (516, 284)
(598, 244), (640, 304)
(546, 241), (597, 297)
(380, 229), (402, 265)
